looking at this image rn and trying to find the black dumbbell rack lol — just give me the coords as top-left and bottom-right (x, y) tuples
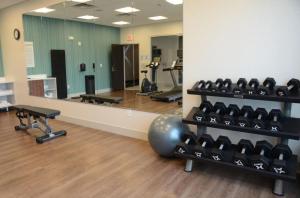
(180, 81), (300, 196)
(189, 82), (300, 103)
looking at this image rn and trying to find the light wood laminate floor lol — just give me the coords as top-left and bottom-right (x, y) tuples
(0, 112), (298, 198)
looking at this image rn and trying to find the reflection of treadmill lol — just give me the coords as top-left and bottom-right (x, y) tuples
(151, 60), (182, 102)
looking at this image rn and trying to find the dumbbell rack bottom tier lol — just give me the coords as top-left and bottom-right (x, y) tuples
(188, 83), (300, 103)
(174, 153), (297, 182)
(183, 107), (300, 140)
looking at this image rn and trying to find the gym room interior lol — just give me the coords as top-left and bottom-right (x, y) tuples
(0, 0), (299, 197)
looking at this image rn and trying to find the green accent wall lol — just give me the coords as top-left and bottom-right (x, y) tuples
(0, 45), (4, 77)
(23, 15), (120, 94)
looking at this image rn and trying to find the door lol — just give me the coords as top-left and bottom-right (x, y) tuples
(133, 44), (139, 86)
(111, 45), (125, 91)
(51, 50), (68, 99)
(124, 44), (139, 88)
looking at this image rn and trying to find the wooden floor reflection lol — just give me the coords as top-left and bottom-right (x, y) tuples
(69, 90), (182, 115)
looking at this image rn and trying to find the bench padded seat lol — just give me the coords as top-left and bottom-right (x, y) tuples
(14, 105), (60, 118)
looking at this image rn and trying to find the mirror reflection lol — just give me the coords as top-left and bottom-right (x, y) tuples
(24, 0), (183, 114)
(0, 43), (4, 78)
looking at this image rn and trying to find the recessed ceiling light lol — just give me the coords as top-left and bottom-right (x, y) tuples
(32, 7), (55, 13)
(149, 16), (168, 21)
(115, 7), (140, 13)
(77, 15), (99, 20)
(113, 21), (130, 25)
(71, 0), (92, 3)
(166, 0), (183, 5)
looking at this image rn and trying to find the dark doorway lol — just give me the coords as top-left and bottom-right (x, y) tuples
(111, 44), (139, 91)
(51, 50), (67, 99)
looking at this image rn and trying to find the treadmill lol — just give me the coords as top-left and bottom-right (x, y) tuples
(151, 59), (183, 102)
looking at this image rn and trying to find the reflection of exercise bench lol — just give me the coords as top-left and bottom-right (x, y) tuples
(80, 94), (123, 104)
(14, 105), (67, 144)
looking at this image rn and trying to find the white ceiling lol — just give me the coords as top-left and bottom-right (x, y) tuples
(0, 0), (27, 10)
(26, 0), (183, 27)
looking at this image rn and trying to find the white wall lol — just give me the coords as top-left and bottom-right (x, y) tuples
(120, 21), (183, 88)
(184, 0), (300, 155)
(0, 0), (159, 140)
(152, 36), (179, 89)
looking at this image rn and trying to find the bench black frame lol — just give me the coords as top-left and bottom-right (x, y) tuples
(14, 105), (67, 144)
(80, 94), (123, 104)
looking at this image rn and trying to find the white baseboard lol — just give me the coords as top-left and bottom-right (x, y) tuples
(68, 88), (112, 98)
(58, 115), (148, 141)
(96, 88), (112, 94)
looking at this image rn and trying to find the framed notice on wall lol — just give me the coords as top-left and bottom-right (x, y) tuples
(25, 41), (35, 68)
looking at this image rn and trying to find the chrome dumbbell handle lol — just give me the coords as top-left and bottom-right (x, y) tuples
(185, 138), (191, 144)
(219, 144), (224, 150)
(205, 83), (210, 89)
(241, 147), (246, 154)
(273, 115), (278, 122)
(278, 153), (283, 160)
(198, 81), (205, 89)
(243, 111), (249, 118)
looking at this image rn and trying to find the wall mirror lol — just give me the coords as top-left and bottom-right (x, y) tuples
(23, 0), (183, 114)
(0, 42), (4, 78)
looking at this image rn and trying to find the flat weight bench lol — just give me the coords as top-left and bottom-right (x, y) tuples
(80, 94), (123, 104)
(14, 105), (67, 144)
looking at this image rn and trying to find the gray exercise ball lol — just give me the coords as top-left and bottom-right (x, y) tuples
(148, 114), (188, 157)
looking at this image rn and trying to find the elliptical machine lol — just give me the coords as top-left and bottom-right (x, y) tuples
(138, 56), (161, 96)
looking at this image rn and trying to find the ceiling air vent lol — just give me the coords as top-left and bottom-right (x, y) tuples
(73, 3), (96, 9)
(116, 13), (135, 17)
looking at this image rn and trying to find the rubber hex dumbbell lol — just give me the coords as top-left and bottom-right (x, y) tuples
(276, 78), (300, 96)
(257, 78), (276, 96)
(193, 101), (213, 122)
(204, 81), (213, 90)
(233, 78), (247, 95)
(223, 104), (240, 126)
(208, 102), (227, 124)
(220, 79), (232, 93)
(270, 144), (292, 175)
(197, 80), (206, 89)
(210, 136), (232, 161)
(211, 79), (224, 92)
(246, 78), (259, 95)
(175, 132), (197, 155)
(193, 134), (215, 159)
(233, 139), (254, 166)
(237, 106), (254, 128)
(252, 108), (268, 130)
(250, 140), (273, 170)
(268, 109), (283, 132)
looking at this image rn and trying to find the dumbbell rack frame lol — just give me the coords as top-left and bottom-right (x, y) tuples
(181, 82), (300, 196)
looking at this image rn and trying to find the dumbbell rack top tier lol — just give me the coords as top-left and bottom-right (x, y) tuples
(188, 82), (300, 103)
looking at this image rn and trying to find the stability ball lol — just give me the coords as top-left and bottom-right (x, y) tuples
(148, 114), (188, 157)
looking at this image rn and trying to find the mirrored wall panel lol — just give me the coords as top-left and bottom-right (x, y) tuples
(24, 0), (183, 114)
(0, 42), (4, 78)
